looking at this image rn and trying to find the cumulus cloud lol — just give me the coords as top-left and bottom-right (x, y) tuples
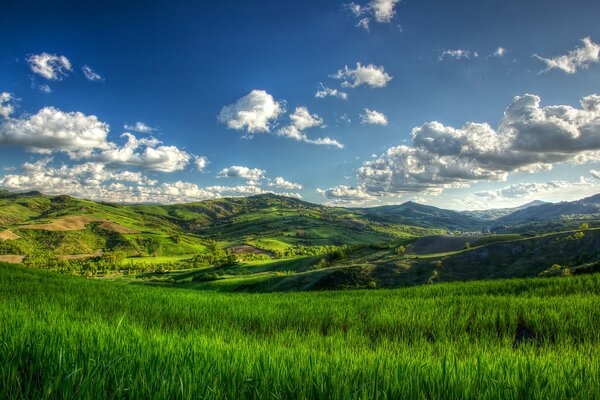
(317, 185), (375, 204)
(347, 0), (399, 30)
(96, 133), (192, 172)
(474, 181), (569, 200)
(0, 99), (205, 172)
(0, 106), (110, 154)
(360, 108), (388, 125)
(217, 165), (266, 183)
(0, 93), (14, 119)
(27, 53), (72, 80)
(439, 49), (479, 61)
(268, 176), (302, 190)
(355, 93), (600, 196)
(591, 170), (600, 179)
(331, 63), (392, 88)
(315, 84), (348, 100)
(82, 65), (103, 82)
(218, 90), (283, 134)
(493, 47), (507, 58)
(194, 156), (208, 171)
(124, 121), (156, 133)
(277, 107), (344, 149)
(534, 37), (600, 74)
(205, 185), (266, 195)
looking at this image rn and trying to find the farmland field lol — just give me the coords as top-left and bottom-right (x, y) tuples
(1, 262), (599, 399)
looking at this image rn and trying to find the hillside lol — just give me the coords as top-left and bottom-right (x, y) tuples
(2, 189), (600, 292)
(355, 201), (485, 231)
(0, 191), (437, 266)
(462, 200), (549, 220)
(492, 194), (600, 231)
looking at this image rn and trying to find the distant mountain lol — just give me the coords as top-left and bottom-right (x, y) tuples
(355, 201), (485, 231)
(495, 194), (600, 226)
(462, 200), (550, 221)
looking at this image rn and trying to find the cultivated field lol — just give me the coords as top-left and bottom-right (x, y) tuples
(1, 263), (599, 399)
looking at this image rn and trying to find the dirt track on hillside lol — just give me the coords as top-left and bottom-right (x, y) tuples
(0, 230), (20, 240)
(21, 216), (139, 234)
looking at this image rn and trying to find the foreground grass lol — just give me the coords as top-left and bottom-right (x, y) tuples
(1, 263), (599, 399)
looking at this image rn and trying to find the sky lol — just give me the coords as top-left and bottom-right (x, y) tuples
(1, 0), (600, 210)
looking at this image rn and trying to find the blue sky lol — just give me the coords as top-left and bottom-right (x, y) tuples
(1, 0), (600, 209)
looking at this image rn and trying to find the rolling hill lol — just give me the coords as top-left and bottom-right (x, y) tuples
(355, 201), (485, 231)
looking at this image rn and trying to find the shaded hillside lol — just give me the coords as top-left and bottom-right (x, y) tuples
(493, 194), (600, 228)
(356, 201), (485, 231)
(462, 200), (549, 221)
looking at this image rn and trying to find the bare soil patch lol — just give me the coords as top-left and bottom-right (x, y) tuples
(21, 216), (139, 233)
(0, 255), (25, 264)
(0, 230), (20, 241)
(57, 250), (104, 261)
(99, 221), (139, 234)
(229, 245), (272, 256)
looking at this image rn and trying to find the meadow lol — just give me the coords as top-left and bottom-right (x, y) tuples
(1, 262), (599, 399)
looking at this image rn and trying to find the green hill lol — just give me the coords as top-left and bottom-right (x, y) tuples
(0, 191), (438, 267)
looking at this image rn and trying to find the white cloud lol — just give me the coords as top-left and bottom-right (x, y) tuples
(218, 90), (283, 134)
(194, 156), (208, 171)
(460, 178), (600, 209)
(124, 121), (156, 133)
(205, 185), (266, 195)
(474, 181), (570, 200)
(356, 18), (370, 31)
(355, 93), (600, 196)
(96, 133), (192, 172)
(82, 65), (103, 82)
(315, 84), (348, 100)
(347, 0), (399, 29)
(360, 108), (388, 125)
(371, 0), (400, 22)
(0, 93), (14, 119)
(0, 106), (110, 154)
(37, 84), (52, 93)
(277, 107), (344, 149)
(0, 100), (203, 173)
(591, 169), (600, 179)
(493, 47), (507, 58)
(268, 176), (302, 190)
(331, 63), (392, 88)
(289, 106), (323, 130)
(27, 53), (72, 80)
(439, 49), (479, 61)
(317, 185), (375, 205)
(217, 165), (266, 183)
(534, 37), (600, 74)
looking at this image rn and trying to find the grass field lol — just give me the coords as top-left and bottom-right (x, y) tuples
(1, 262), (599, 399)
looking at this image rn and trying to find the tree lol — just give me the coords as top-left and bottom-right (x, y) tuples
(395, 245), (406, 255)
(464, 242), (471, 250)
(580, 223), (590, 231)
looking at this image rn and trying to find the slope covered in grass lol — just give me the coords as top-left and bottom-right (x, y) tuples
(1, 263), (599, 399)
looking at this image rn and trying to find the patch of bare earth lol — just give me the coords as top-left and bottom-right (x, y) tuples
(0, 255), (25, 264)
(229, 245), (272, 256)
(21, 216), (139, 233)
(0, 230), (20, 240)
(57, 250), (104, 261)
(99, 221), (139, 234)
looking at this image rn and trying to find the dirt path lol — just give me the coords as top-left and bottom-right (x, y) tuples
(21, 215), (139, 233)
(0, 230), (20, 240)
(0, 255), (25, 264)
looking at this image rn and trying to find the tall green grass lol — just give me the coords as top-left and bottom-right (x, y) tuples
(1, 263), (599, 399)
